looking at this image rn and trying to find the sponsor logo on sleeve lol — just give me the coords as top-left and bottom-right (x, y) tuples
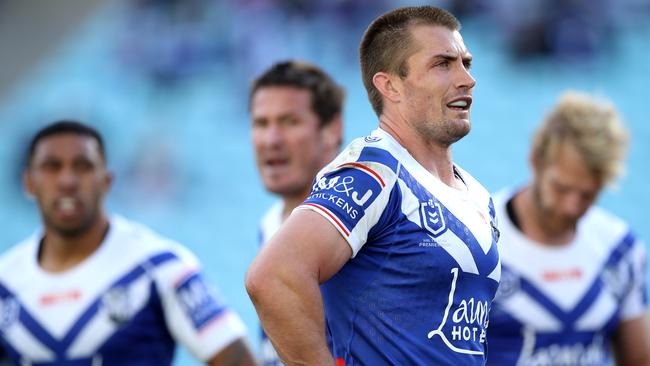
(305, 166), (383, 232)
(175, 272), (226, 331)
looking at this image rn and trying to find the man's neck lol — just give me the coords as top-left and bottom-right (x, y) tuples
(379, 118), (462, 189)
(39, 215), (110, 273)
(513, 188), (574, 245)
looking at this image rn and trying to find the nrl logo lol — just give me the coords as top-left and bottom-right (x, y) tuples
(420, 199), (447, 238)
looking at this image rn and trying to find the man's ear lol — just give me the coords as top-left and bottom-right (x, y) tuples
(529, 150), (547, 178)
(372, 72), (402, 104)
(321, 115), (343, 149)
(23, 169), (35, 199)
(102, 170), (114, 195)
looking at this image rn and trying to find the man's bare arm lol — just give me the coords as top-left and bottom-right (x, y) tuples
(245, 209), (352, 366)
(612, 312), (650, 366)
(207, 338), (257, 366)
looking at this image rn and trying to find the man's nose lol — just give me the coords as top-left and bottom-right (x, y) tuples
(263, 123), (285, 147)
(456, 64), (476, 90)
(57, 167), (79, 190)
(560, 193), (585, 218)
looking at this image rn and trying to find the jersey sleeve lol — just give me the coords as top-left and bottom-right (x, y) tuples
(619, 237), (648, 320)
(297, 159), (397, 256)
(153, 245), (247, 361)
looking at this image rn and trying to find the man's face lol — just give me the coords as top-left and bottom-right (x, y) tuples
(24, 133), (111, 237)
(398, 25), (476, 145)
(532, 143), (602, 235)
(251, 86), (336, 199)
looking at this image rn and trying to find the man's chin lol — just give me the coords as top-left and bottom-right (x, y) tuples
(265, 184), (307, 199)
(48, 217), (90, 237)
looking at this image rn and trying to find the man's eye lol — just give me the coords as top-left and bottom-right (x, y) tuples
(280, 117), (299, 126)
(75, 160), (94, 172)
(252, 119), (267, 128)
(436, 61), (450, 68)
(40, 161), (60, 172)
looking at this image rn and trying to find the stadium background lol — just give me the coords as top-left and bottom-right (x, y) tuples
(0, 0), (648, 364)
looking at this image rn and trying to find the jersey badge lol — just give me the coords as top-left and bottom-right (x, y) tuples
(102, 286), (134, 326)
(0, 296), (19, 330)
(420, 199), (447, 238)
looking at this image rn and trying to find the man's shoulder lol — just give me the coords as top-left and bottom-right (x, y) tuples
(108, 215), (198, 266)
(491, 186), (518, 205)
(318, 130), (401, 187)
(345, 130), (401, 171)
(259, 201), (283, 244)
(580, 206), (629, 237)
(0, 235), (37, 274)
(579, 206), (639, 250)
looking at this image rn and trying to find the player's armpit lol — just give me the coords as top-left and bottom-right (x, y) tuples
(612, 312), (650, 366)
(207, 338), (257, 366)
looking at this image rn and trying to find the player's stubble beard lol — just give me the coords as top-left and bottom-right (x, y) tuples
(414, 115), (471, 147)
(531, 183), (577, 237)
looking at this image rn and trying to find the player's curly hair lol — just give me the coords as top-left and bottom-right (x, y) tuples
(532, 91), (629, 186)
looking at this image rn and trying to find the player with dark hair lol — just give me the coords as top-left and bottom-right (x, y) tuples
(0, 120), (257, 365)
(249, 60), (344, 365)
(246, 6), (500, 365)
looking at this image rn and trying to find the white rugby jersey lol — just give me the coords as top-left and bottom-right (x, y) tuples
(487, 188), (648, 366)
(0, 215), (246, 365)
(298, 128), (501, 365)
(257, 201), (285, 366)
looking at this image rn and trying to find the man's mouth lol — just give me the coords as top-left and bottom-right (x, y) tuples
(55, 197), (79, 215)
(446, 96), (472, 111)
(266, 157), (289, 167)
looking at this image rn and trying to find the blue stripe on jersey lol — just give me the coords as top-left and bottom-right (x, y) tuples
(603, 231), (636, 267)
(0, 251), (178, 360)
(488, 198), (496, 220)
(397, 167), (499, 276)
(357, 146), (399, 173)
(507, 231), (637, 329)
(60, 251), (179, 352)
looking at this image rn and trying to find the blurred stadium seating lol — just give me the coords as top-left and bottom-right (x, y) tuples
(0, 0), (648, 364)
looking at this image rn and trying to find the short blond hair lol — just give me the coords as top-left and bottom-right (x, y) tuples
(532, 91), (629, 185)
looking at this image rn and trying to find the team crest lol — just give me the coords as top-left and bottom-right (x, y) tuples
(102, 286), (134, 326)
(494, 267), (520, 301)
(0, 297), (19, 330)
(420, 199), (447, 237)
(601, 263), (632, 301)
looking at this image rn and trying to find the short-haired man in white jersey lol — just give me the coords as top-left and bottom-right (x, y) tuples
(246, 6), (501, 365)
(249, 61), (344, 365)
(0, 121), (257, 365)
(487, 91), (650, 366)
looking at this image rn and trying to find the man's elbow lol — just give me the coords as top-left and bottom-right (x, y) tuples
(245, 260), (272, 306)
